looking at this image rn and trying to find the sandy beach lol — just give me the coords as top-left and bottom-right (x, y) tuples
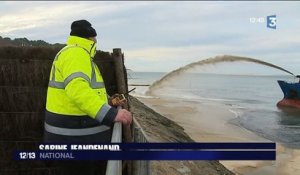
(129, 96), (234, 175)
(137, 95), (300, 175)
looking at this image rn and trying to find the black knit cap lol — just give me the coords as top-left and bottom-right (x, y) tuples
(70, 20), (97, 38)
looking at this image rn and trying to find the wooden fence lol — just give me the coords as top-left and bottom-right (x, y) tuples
(0, 46), (150, 175)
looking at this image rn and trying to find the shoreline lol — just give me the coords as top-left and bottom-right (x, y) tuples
(136, 95), (300, 175)
(129, 96), (233, 175)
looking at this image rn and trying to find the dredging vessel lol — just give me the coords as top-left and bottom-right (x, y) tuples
(277, 75), (300, 109)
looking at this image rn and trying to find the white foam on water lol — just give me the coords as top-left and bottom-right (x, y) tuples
(281, 125), (300, 128)
(227, 104), (247, 109)
(151, 87), (239, 103)
(129, 85), (158, 99)
(228, 108), (242, 118)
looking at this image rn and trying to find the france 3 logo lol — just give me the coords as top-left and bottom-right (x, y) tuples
(267, 15), (277, 29)
(249, 15), (277, 30)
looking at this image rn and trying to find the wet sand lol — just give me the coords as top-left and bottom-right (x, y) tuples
(129, 96), (233, 175)
(137, 96), (300, 175)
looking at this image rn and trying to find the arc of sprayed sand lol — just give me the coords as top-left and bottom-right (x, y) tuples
(147, 55), (294, 95)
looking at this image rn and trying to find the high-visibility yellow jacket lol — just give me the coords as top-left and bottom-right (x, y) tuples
(45, 36), (117, 131)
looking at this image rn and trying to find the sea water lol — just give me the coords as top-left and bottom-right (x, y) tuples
(128, 71), (300, 148)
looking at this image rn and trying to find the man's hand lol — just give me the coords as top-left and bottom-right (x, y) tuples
(114, 109), (132, 125)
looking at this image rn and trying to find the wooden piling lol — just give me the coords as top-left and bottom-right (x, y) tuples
(112, 48), (132, 141)
(112, 48), (133, 175)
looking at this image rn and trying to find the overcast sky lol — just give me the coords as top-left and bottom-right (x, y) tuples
(0, 1), (299, 74)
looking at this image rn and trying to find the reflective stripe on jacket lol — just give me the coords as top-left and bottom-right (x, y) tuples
(45, 36), (117, 135)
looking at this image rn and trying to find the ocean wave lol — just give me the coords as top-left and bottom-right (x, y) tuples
(196, 96), (238, 102)
(131, 93), (159, 99)
(228, 109), (243, 118)
(129, 85), (158, 99)
(151, 89), (240, 103)
(225, 104), (247, 109)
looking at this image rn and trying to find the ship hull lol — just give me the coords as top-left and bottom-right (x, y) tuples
(277, 80), (300, 109)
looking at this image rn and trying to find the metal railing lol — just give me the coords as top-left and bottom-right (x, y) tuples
(105, 122), (122, 175)
(105, 118), (151, 175)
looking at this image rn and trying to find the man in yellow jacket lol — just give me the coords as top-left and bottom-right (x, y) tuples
(44, 20), (132, 174)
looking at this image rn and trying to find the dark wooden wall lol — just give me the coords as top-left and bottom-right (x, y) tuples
(0, 46), (124, 174)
